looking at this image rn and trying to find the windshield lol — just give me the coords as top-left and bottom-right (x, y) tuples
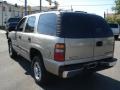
(8, 18), (21, 23)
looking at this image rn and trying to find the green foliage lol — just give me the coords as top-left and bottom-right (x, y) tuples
(115, 15), (120, 23)
(106, 0), (120, 24)
(106, 16), (115, 23)
(105, 15), (120, 24)
(112, 0), (120, 14)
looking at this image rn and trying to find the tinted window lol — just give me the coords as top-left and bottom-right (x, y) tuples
(17, 18), (26, 32)
(25, 16), (36, 33)
(59, 13), (113, 38)
(109, 24), (118, 28)
(37, 13), (57, 36)
(93, 16), (113, 38)
(8, 18), (21, 22)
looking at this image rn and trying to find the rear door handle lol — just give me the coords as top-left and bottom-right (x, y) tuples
(96, 41), (103, 46)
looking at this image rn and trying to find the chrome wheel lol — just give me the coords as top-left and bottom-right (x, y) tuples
(34, 61), (42, 81)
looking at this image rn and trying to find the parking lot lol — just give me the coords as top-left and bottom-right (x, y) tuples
(0, 30), (120, 90)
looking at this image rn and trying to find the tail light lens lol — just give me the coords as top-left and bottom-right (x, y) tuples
(54, 43), (65, 61)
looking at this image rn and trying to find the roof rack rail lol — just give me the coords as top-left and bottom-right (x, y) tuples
(75, 11), (87, 13)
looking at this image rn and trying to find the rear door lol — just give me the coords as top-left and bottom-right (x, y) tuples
(59, 13), (94, 63)
(93, 17), (114, 60)
(20, 16), (36, 60)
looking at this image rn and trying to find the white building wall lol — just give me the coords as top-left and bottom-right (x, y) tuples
(0, 2), (23, 26)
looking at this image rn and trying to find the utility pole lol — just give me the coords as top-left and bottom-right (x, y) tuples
(25, 0), (27, 15)
(104, 11), (106, 19)
(40, 0), (42, 12)
(71, 5), (73, 11)
(2, 0), (3, 27)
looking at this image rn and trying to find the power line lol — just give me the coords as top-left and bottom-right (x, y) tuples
(59, 4), (115, 7)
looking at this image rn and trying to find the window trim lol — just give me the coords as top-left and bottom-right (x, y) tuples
(24, 16), (36, 33)
(16, 17), (26, 32)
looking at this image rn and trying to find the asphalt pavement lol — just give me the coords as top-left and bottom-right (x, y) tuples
(0, 30), (120, 90)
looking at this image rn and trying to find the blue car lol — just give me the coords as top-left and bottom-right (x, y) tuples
(5, 17), (21, 39)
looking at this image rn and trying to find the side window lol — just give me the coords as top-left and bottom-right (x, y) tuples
(17, 18), (26, 32)
(25, 16), (36, 33)
(37, 13), (57, 36)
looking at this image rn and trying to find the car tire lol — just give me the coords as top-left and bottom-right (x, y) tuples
(8, 41), (17, 58)
(32, 55), (48, 85)
(114, 35), (119, 40)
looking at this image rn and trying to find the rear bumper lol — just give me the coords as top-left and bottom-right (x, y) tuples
(59, 58), (117, 78)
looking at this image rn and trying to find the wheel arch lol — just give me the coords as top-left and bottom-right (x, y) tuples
(30, 48), (44, 67)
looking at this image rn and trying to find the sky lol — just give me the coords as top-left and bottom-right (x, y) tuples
(2, 0), (115, 17)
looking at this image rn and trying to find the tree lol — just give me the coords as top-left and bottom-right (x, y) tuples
(106, 0), (120, 24)
(105, 14), (120, 24)
(106, 16), (116, 23)
(112, 0), (120, 14)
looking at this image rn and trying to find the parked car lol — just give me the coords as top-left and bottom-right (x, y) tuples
(5, 17), (21, 38)
(109, 23), (120, 40)
(8, 11), (117, 84)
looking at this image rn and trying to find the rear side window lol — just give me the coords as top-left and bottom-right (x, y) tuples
(25, 16), (36, 33)
(37, 13), (57, 36)
(58, 13), (113, 38)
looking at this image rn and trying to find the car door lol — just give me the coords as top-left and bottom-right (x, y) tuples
(20, 16), (36, 60)
(93, 17), (114, 60)
(15, 17), (27, 55)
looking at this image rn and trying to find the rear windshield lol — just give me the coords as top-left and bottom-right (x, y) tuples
(8, 18), (21, 23)
(109, 24), (118, 28)
(58, 13), (113, 38)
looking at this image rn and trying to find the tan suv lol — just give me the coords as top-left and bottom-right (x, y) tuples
(8, 11), (117, 84)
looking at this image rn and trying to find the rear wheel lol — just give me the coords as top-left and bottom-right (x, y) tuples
(32, 55), (48, 85)
(8, 41), (17, 58)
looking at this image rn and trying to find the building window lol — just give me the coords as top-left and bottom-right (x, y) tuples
(9, 7), (11, 12)
(2, 6), (5, 11)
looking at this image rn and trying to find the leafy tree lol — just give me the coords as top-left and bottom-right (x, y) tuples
(112, 0), (120, 14)
(106, 16), (115, 23)
(106, 0), (120, 24)
(106, 14), (120, 24)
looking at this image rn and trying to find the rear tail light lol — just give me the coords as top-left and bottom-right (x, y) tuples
(54, 43), (65, 61)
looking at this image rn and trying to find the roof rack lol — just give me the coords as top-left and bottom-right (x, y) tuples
(75, 11), (87, 13)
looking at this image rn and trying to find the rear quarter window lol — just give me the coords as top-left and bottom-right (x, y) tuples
(37, 13), (57, 36)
